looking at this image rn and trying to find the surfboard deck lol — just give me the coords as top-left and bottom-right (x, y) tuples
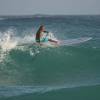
(59, 37), (92, 46)
(17, 37), (92, 47)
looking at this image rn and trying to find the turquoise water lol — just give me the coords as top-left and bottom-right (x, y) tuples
(0, 15), (100, 100)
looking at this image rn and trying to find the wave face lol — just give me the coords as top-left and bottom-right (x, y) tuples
(0, 15), (100, 99)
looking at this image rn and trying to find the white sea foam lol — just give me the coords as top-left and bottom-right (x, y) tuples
(0, 30), (18, 62)
(0, 34), (17, 51)
(0, 29), (37, 62)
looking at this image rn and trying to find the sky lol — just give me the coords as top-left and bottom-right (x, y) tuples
(0, 0), (100, 15)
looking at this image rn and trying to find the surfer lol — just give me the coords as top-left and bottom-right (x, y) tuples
(35, 25), (58, 44)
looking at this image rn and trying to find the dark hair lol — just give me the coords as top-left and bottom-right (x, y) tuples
(36, 25), (45, 42)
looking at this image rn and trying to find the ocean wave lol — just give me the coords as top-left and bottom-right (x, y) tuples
(0, 18), (6, 20)
(0, 29), (36, 62)
(0, 83), (100, 97)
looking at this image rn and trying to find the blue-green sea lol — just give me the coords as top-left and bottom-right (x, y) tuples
(0, 15), (100, 100)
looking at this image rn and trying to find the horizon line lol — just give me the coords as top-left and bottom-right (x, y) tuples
(0, 13), (100, 16)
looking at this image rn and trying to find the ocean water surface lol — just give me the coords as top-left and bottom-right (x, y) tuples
(0, 15), (100, 100)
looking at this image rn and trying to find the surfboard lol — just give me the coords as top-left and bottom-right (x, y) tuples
(59, 37), (92, 46)
(17, 37), (92, 47)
